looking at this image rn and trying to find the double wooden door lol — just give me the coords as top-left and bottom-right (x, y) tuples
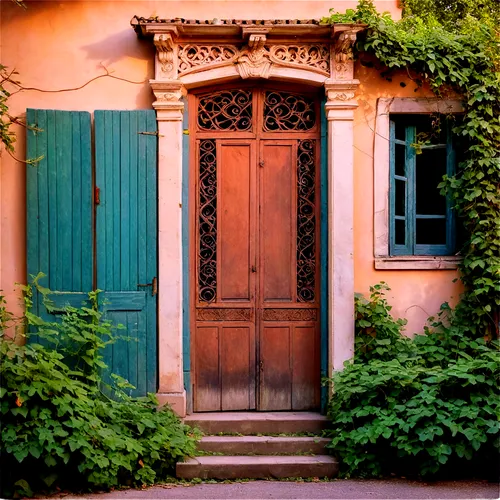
(192, 87), (321, 411)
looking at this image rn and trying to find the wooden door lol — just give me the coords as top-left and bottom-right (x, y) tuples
(192, 87), (320, 411)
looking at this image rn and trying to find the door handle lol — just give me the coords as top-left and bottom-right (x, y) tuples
(138, 277), (157, 296)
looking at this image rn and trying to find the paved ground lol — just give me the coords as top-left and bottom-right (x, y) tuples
(62, 479), (500, 499)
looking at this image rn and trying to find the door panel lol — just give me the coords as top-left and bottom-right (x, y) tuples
(260, 142), (295, 302)
(292, 325), (320, 410)
(219, 143), (253, 302)
(260, 326), (292, 410)
(221, 326), (256, 410)
(193, 88), (320, 411)
(195, 325), (220, 411)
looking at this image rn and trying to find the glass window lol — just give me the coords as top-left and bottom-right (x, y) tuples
(389, 115), (459, 256)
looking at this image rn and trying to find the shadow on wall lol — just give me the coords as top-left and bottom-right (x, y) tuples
(2, 1), (156, 109)
(82, 30), (156, 108)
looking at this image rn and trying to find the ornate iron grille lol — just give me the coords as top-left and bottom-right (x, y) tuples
(198, 90), (252, 131)
(198, 139), (217, 303)
(297, 139), (316, 302)
(263, 91), (316, 131)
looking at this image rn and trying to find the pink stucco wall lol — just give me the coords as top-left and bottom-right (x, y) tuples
(0, 0), (460, 334)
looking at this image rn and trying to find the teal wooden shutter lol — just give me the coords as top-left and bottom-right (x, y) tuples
(26, 109), (93, 326)
(389, 119), (413, 255)
(95, 110), (158, 397)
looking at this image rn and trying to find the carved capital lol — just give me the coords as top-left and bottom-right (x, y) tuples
(325, 80), (359, 115)
(150, 80), (185, 119)
(154, 30), (178, 79)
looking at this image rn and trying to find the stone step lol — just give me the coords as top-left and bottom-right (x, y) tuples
(184, 412), (328, 435)
(176, 455), (338, 480)
(198, 435), (330, 455)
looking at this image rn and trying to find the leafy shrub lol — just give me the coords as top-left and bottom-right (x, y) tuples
(326, 284), (500, 479)
(354, 283), (413, 363)
(0, 284), (198, 498)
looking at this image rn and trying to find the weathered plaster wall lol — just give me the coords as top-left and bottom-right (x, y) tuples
(0, 0), (460, 334)
(353, 64), (462, 334)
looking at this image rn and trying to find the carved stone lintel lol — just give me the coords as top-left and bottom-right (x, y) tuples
(154, 30), (178, 79)
(178, 44), (240, 75)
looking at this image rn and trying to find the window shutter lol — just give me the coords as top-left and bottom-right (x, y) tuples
(94, 110), (158, 396)
(26, 109), (93, 325)
(389, 120), (413, 255)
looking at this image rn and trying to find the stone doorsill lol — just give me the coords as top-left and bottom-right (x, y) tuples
(375, 256), (462, 270)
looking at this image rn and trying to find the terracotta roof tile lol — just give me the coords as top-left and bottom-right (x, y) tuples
(131, 16), (321, 27)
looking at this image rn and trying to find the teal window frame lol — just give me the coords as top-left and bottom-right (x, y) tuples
(389, 117), (456, 256)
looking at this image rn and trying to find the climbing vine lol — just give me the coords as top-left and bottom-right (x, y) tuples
(323, 0), (500, 338)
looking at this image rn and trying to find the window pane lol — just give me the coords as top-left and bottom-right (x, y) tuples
(395, 179), (405, 216)
(416, 148), (447, 215)
(416, 218), (446, 245)
(416, 115), (446, 145)
(395, 144), (406, 176)
(395, 219), (406, 245)
(395, 121), (406, 141)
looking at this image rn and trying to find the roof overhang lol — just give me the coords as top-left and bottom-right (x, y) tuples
(131, 16), (364, 43)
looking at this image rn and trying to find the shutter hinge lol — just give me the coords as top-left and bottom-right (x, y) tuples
(259, 160), (264, 168)
(138, 131), (161, 136)
(95, 186), (100, 205)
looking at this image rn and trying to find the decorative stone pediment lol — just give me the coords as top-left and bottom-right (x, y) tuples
(132, 17), (365, 94)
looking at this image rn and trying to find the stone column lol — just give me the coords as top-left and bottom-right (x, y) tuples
(326, 26), (362, 375)
(151, 80), (186, 416)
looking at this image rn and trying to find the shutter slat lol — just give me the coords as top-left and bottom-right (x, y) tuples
(80, 112), (93, 291)
(112, 112), (121, 291)
(146, 110), (158, 393)
(72, 113), (82, 291)
(47, 111), (58, 290)
(120, 112), (131, 291)
(26, 109), (39, 315)
(59, 111), (73, 290)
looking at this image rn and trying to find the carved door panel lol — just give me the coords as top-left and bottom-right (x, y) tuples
(193, 87), (320, 412)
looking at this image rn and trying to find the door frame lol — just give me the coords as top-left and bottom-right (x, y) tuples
(188, 83), (323, 411)
(141, 20), (362, 416)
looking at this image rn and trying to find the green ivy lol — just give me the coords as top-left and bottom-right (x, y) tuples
(0, 65), (17, 152)
(322, 0), (500, 338)
(0, 282), (199, 498)
(326, 283), (500, 478)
